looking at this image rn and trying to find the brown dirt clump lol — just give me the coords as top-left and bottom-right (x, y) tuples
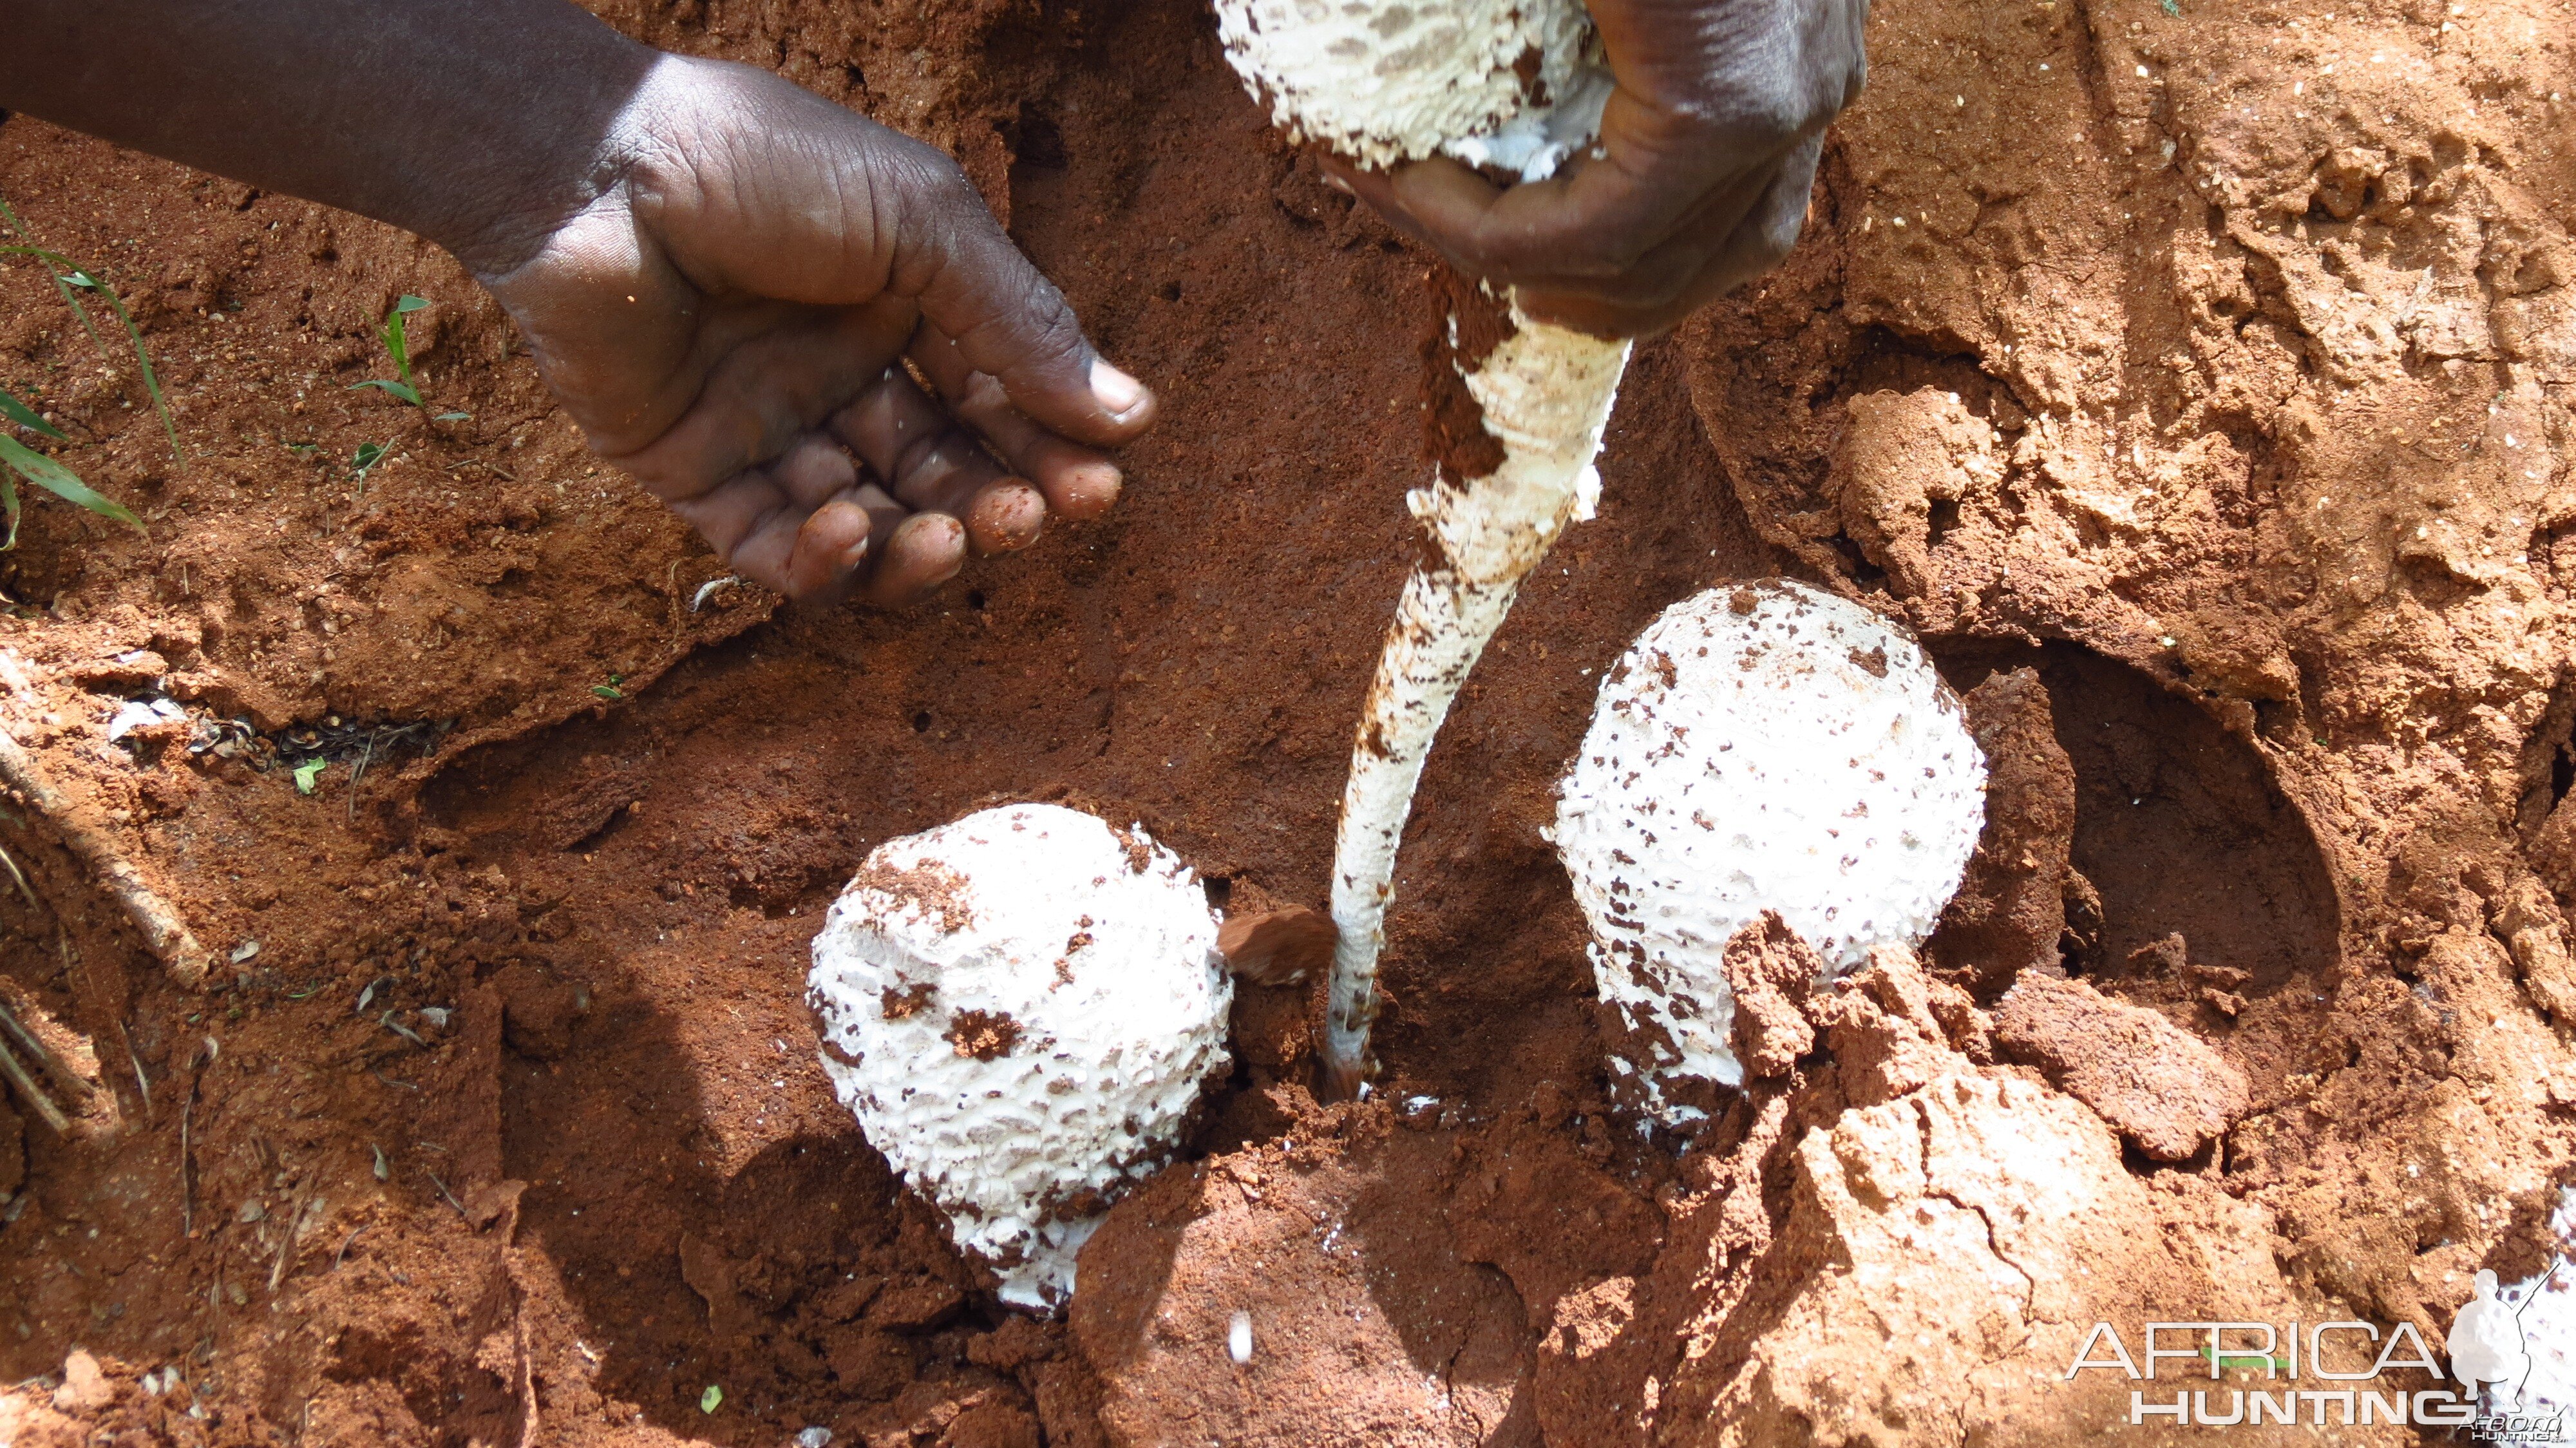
(1994, 970), (2252, 1161)
(1, 0), (2573, 1442)
(1214, 904), (1334, 986)
(1419, 267), (1519, 483)
(1926, 665), (2077, 993)
(1720, 912), (1821, 1080)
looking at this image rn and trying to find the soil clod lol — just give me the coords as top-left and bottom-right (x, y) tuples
(1215, 905), (1335, 986)
(1991, 972), (2249, 1161)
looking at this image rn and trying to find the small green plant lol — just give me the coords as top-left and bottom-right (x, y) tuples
(0, 379), (144, 541)
(0, 190), (178, 545)
(0, 192), (182, 464)
(0, 432), (143, 548)
(351, 440), (392, 485)
(350, 296), (430, 406)
(0, 379), (142, 547)
(698, 1385), (723, 1415)
(291, 757), (328, 795)
(0, 386), (55, 440)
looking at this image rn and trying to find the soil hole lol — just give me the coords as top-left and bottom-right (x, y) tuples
(1012, 103), (1066, 170)
(911, 711), (933, 734)
(1927, 640), (2340, 1002)
(1202, 875), (1233, 912)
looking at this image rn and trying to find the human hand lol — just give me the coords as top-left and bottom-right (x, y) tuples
(1332, 0), (1868, 338)
(474, 55), (1156, 606)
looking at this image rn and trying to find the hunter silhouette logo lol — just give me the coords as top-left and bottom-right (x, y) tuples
(2451, 1257), (2570, 1416)
(2453, 1268), (2535, 1400)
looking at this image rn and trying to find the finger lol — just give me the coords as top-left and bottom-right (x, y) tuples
(605, 296), (915, 501)
(674, 466), (813, 596)
(965, 478), (1048, 556)
(770, 431), (861, 512)
(665, 464), (875, 602)
(781, 494), (875, 603)
(859, 511), (969, 609)
(1517, 133), (1825, 337)
(666, 469), (791, 573)
(880, 139), (1159, 448)
(910, 325), (1123, 520)
(828, 367), (1009, 519)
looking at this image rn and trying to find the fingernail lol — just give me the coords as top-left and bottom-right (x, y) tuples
(840, 535), (872, 569)
(1090, 359), (1147, 417)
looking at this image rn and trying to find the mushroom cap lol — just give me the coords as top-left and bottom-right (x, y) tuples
(1553, 581), (1985, 1117)
(807, 803), (1232, 1310)
(1214, 0), (1610, 180)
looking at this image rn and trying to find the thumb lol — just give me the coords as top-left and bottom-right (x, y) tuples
(887, 153), (1155, 448)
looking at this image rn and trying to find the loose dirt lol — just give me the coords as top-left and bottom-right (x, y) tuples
(1, 0), (2573, 1443)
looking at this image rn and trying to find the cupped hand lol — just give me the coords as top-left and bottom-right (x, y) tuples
(1334, 0), (1868, 338)
(475, 55), (1155, 606)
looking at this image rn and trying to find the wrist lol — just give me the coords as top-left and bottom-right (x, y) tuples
(422, 33), (669, 280)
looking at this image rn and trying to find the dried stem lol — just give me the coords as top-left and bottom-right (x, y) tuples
(0, 1031), (69, 1134)
(0, 995), (90, 1109)
(0, 725), (211, 986)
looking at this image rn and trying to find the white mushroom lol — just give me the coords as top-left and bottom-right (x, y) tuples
(1217, 0), (1632, 1095)
(1553, 580), (1987, 1123)
(1216, 1), (1615, 182)
(806, 803), (1233, 1311)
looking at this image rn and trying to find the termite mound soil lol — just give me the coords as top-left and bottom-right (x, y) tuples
(3, 0), (2575, 1443)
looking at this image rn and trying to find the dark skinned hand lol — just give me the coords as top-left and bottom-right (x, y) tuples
(480, 57), (1156, 607)
(1334, 0), (1870, 338)
(3, 1), (1153, 607)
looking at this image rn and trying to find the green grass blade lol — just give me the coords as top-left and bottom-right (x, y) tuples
(0, 243), (184, 466)
(0, 195), (108, 355)
(0, 469), (19, 551)
(0, 433), (144, 533)
(0, 386), (63, 441)
(384, 296), (428, 389)
(348, 379), (422, 406)
(84, 272), (183, 466)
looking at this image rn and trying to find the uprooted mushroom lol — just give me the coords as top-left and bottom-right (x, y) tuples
(1217, 0), (1631, 1096)
(806, 803), (1233, 1311)
(1551, 580), (1988, 1125)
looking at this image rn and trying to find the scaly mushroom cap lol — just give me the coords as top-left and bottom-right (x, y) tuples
(1215, 0), (1613, 180)
(807, 803), (1233, 1311)
(1553, 581), (1986, 1119)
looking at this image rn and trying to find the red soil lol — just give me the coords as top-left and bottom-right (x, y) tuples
(1, 0), (2573, 1443)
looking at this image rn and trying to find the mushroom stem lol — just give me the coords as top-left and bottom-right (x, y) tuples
(1321, 309), (1629, 1096)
